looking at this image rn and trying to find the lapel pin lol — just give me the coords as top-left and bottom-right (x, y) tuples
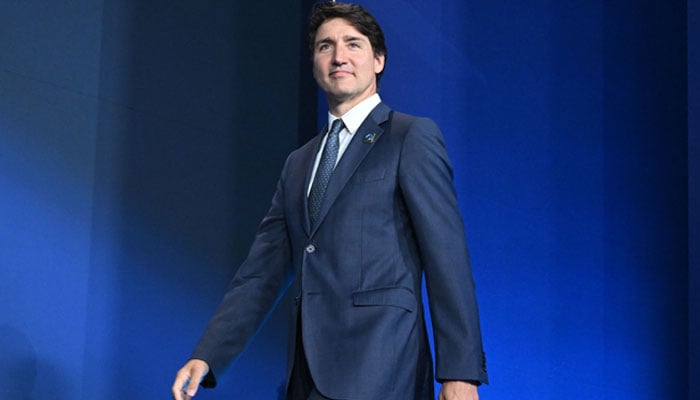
(362, 132), (377, 144)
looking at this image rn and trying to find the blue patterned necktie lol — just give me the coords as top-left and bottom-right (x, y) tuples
(308, 118), (344, 227)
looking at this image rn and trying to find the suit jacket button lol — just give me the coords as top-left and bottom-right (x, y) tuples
(305, 244), (316, 253)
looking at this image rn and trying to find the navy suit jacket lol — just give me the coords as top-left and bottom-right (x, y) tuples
(192, 103), (488, 399)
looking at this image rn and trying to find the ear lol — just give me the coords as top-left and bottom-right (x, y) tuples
(374, 53), (385, 75)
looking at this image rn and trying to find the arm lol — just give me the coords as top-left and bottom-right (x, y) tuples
(398, 117), (488, 384)
(172, 158), (293, 392)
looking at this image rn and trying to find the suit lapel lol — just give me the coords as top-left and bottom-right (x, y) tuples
(309, 103), (392, 236)
(301, 131), (326, 236)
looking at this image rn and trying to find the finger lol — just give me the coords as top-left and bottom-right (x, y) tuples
(172, 378), (185, 399)
(172, 371), (191, 400)
(185, 373), (202, 398)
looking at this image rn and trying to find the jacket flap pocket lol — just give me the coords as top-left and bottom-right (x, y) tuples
(352, 286), (416, 312)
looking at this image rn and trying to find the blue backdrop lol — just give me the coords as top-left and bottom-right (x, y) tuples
(0, 1), (695, 399)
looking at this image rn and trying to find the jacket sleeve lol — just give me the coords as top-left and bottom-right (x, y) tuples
(397, 117), (488, 384)
(190, 157), (293, 388)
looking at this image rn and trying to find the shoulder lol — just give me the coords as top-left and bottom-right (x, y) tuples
(392, 111), (439, 131)
(289, 134), (321, 161)
(386, 110), (443, 145)
(388, 110), (450, 168)
(277, 134), (321, 182)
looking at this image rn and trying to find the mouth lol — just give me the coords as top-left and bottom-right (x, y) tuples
(329, 70), (352, 78)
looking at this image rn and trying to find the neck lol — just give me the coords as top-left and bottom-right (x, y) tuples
(327, 90), (377, 117)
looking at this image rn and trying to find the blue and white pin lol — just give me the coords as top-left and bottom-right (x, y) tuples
(362, 132), (377, 144)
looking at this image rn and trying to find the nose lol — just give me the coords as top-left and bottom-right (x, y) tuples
(332, 46), (348, 65)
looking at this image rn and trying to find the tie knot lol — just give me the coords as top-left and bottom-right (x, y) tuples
(329, 119), (344, 136)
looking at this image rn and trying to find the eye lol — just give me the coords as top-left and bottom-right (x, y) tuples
(348, 42), (361, 49)
(318, 43), (331, 52)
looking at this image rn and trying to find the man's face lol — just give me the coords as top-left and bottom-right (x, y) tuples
(312, 18), (385, 111)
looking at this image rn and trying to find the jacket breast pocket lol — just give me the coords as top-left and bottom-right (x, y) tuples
(354, 168), (386, 184)
(352, 286), (416, 313)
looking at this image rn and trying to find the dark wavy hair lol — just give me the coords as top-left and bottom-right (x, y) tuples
(308, 2), (387, 84)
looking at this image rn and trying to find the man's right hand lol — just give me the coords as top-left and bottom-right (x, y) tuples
(172, 359), (210, 400)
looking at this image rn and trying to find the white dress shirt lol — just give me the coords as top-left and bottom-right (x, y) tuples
(307, 93), (382, 195)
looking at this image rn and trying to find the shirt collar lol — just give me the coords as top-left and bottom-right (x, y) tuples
(327, 93), (382, 135)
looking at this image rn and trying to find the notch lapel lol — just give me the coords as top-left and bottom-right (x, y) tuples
(301, 129), (326, 236)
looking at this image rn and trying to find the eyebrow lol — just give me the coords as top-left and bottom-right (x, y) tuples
(315, 35), (366, 47)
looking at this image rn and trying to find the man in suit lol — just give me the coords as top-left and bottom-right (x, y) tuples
(172, 2), (488, 399)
